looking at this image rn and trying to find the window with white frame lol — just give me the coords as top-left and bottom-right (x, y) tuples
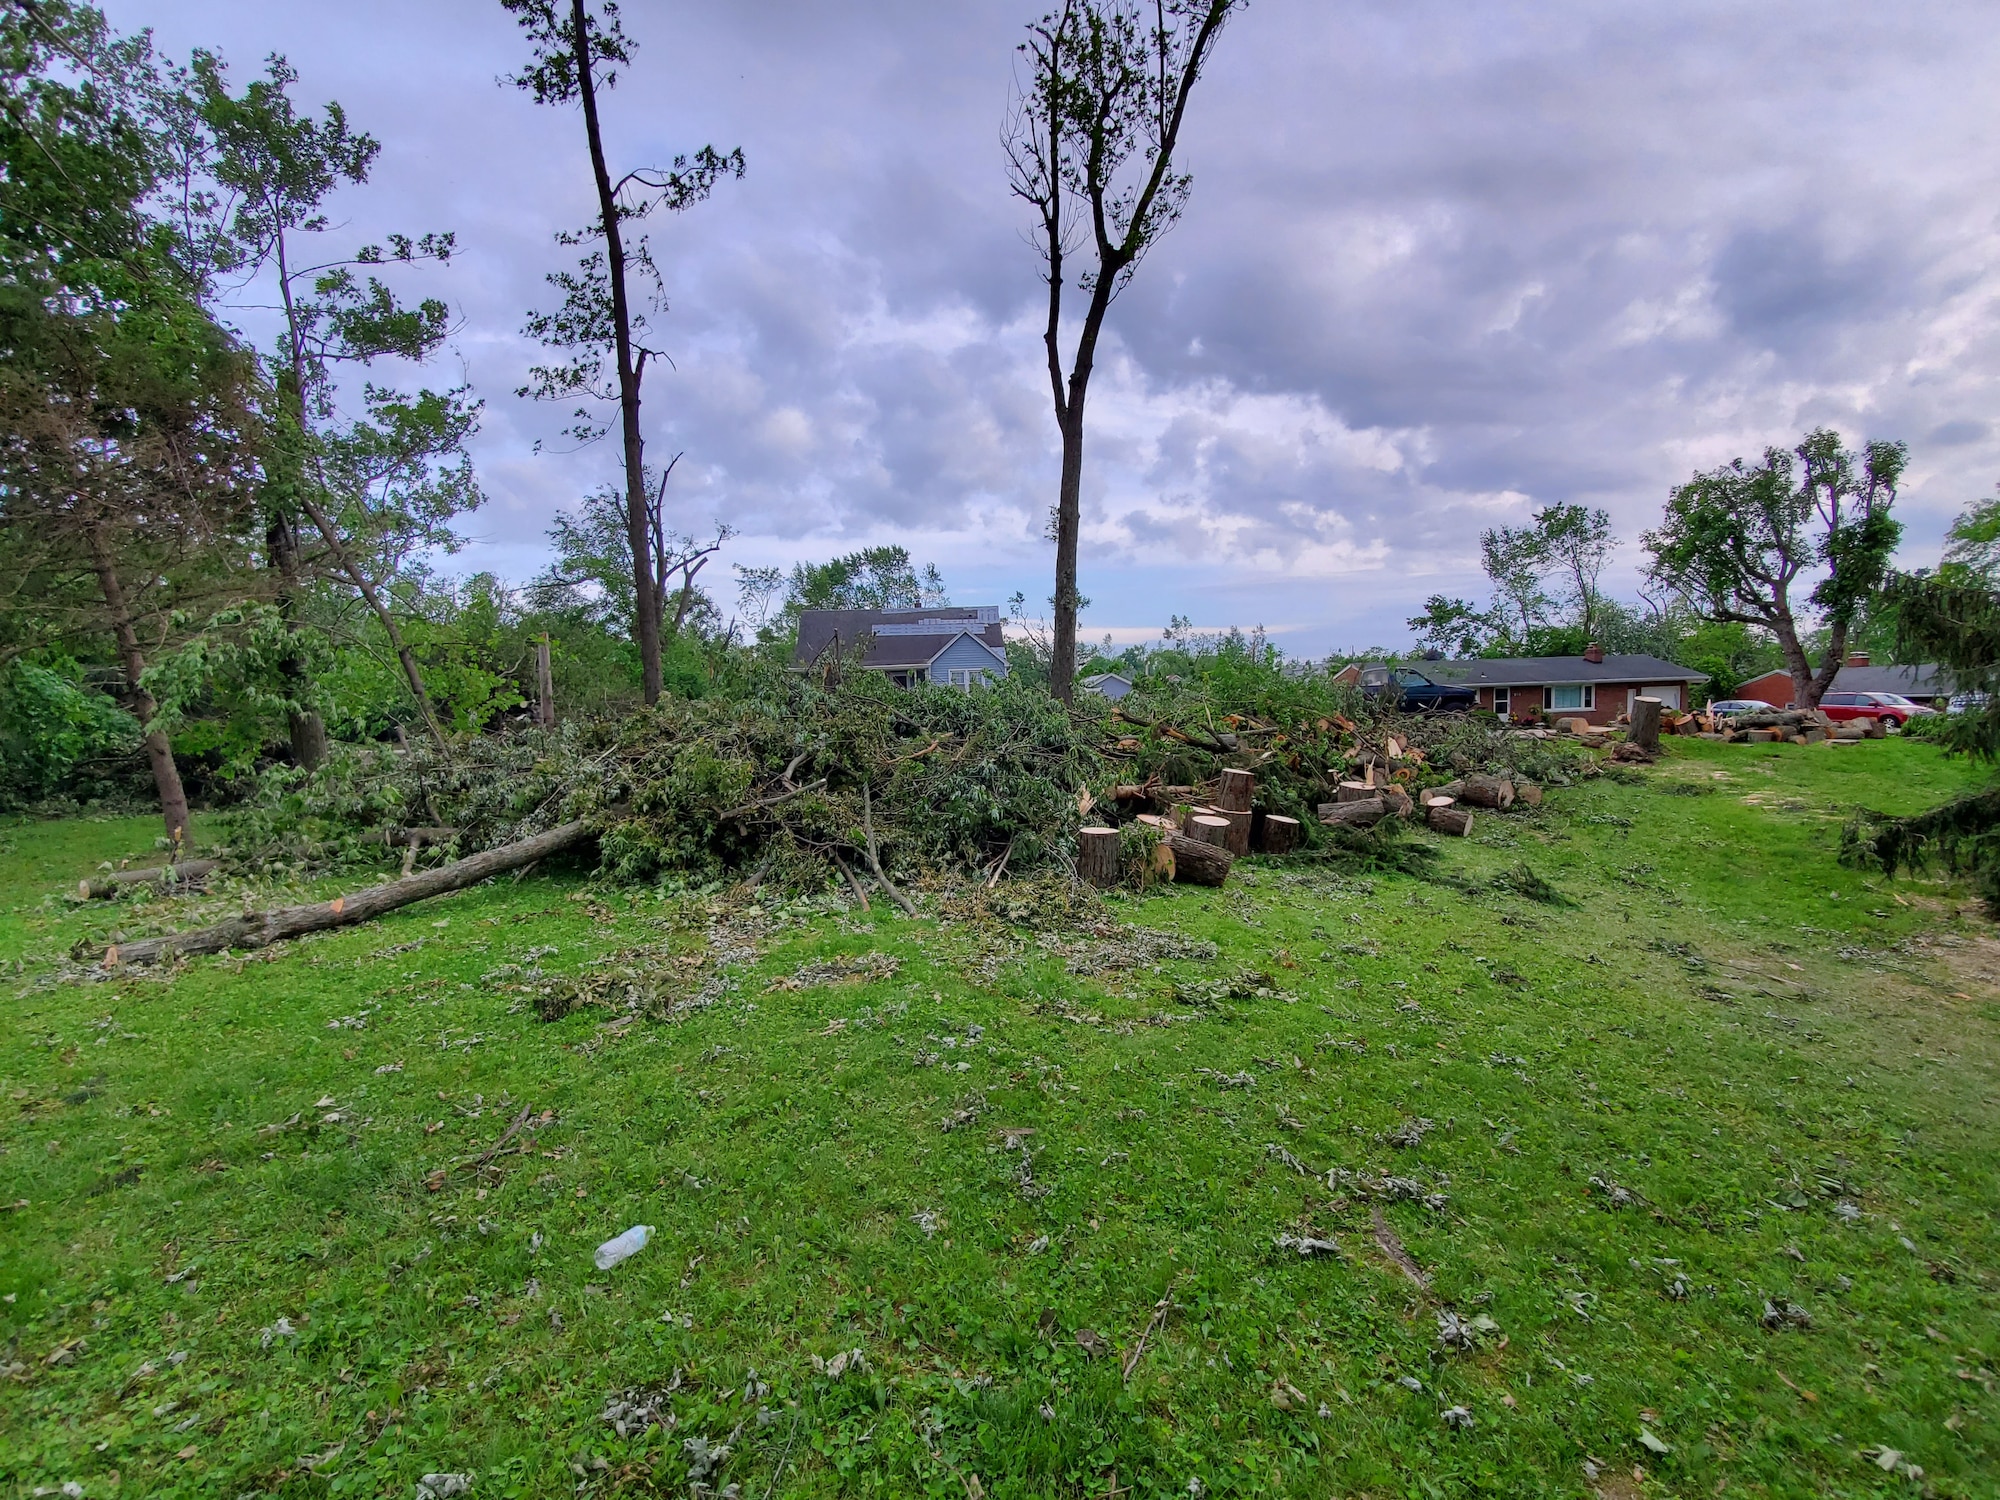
(1546, 683), (1594, 711)
(1492, 686), (1510, 716)
(947, 668), (984, 690)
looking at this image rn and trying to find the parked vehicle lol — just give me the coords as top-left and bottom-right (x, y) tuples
(1357, 664), (1479, 712)
(1708, 699), (1776, 716)
(1948, 691), (1989, 714)
(1817, 691), (1936, 730)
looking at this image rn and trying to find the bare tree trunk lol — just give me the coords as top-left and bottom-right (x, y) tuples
(85, 523), (193, 849)
(100, 819), (592, 966)
(536, 636), (555, 727)
(570, 0), (661, 705)
(1051, 407), (1085, 703)
(266, 506), (328, 769)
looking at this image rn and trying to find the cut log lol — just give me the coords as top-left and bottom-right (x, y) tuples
(1432, 779), (1465, 801)
(1335, 780), (1376, 803)
(79, 859), (219, 900)
(1135, 813), (1178, 834)
(1318, 797), (1388, 829)
(1212, 806), (1250, 856)
(1799, 727), (1827, 744)
(1164, 831), (1231, 887)
(1377, 785), (1413, 820)
(1078, 826), (1121, 888)
(1257, 814), (1302, 856)
(1427, 804), (1474, 836)
(1458, 774), (1515, 810)
(1215, 768), (1255, 813)
(96, 819), (595, 967)
(1418, 786), (1450, 808)
(1864, 716), (1887, 740)
(1629, 696), (1664, 753)
(1746, 728), (1784, 743)
(1672, 716), (1699, 736)
(1187, 813), (1233, 849)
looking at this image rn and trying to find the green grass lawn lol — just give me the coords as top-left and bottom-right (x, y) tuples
(2, 738), (1996, 1499)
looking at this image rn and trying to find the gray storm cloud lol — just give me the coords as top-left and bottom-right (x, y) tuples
(109, 0), (2000, 650)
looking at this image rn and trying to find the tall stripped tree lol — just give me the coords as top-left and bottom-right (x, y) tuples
(196, 53), (476, 752)
(1646, 428), (1905, 710)
(501, 0), (743, 706)
(1006, 0), (1244, 703)
(0, 0), (260, 846)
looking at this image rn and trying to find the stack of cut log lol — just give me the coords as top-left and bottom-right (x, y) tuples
(1315, 764), (1540, 840)
(1083, 765), (1304, 890)
(1716, 708), (1852, 745)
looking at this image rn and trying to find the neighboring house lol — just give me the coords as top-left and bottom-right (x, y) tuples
(1735, 655), (1946, 709)
(1080, 672), (1135, 701)
(1328, 662), (1363, 687)
(792, 606), (1009, 689)
(1418, 646), (1709, 725)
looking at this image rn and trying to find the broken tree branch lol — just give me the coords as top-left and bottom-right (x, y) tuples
(860, 783), (919, 917)
(95, 820), (595, 967)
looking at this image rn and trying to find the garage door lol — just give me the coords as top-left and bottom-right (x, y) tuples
(1640, 684), (1683, 710)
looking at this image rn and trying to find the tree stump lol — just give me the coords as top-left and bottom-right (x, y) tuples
(1214, 807), (1251, 856)
(1078, 827), (1121, 888)
(1216, 768), (1255, 813)
(1629, 695), (1663, 752)
(1335, 780), (1376, 803)
(1164, 831), (1231, 886)
(1257, 814), (1302, 855)
(1188, 813), (1232, 848)
(1318, 797), (1388, 828)
(1458, 774), (1515, 810)
(1427, 803), (1473, 836)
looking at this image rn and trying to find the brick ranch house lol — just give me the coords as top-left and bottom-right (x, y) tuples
(1734, 653), (1946, 710)
(792, 605), (1010, 688)
(1332, 646), (1708, 726)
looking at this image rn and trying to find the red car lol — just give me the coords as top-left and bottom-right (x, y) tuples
(1817, 691), (1934, 730)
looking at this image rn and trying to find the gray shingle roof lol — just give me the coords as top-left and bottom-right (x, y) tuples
(793, 607), (1007, 671)
(1831, 664), (1944, 697)
(1414, 653), (1709, 687)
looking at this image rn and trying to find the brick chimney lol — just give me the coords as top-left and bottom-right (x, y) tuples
(1583, 643), (1604, 664)
(1847, 651), (1870, 667)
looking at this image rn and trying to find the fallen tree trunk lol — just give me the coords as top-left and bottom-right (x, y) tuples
(1164, 831), (1232, 887)
(78, 859), (219, 900)
(97, 820), (594, 968)
(1458, 774), (1515, 810)
(1319, 797), (1388, 829)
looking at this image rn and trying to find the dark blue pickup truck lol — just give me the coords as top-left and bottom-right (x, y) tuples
(1357, 664), (1479, 712)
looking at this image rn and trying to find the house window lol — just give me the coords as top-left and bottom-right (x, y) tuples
(1492, 686), (1510, 716)
(946, 668), (986, 690)
(1546, 683), (1595, 711)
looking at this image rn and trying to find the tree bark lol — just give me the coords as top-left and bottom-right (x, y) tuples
(571, 0), (662, 706)
(1214, 807), (1251, 856)
(1629, 695), (1663, 752)
(1257, 814), (1301, 855)
(1318, 798), (1388, 828)
(1458, 774), (1515, 810)
(265, 504), (328, 769)
(1335, 780), (1376, 803)
(1216, 768), (1254, 812)
(1427, 804), (1473, 836)
(1078, 826), (1120, 888)
(1164, 831), (1232, 887)
(536, 635), (555, 728)
(80, 859), (218, 899)
(99, 819), (594, 967)
(86, 523), (193, 850)
(1187, 813), (1232, 848)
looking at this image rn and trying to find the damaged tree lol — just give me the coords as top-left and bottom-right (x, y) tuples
(99, 820), (592, 966)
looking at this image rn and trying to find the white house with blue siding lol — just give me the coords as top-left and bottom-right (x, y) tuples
(793, 606), (1010, 688)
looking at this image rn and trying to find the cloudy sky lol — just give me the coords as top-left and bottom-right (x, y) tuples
(111, 0), (2000, 655)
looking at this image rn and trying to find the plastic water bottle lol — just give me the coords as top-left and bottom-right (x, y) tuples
(594, 1224), (652, 1270)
